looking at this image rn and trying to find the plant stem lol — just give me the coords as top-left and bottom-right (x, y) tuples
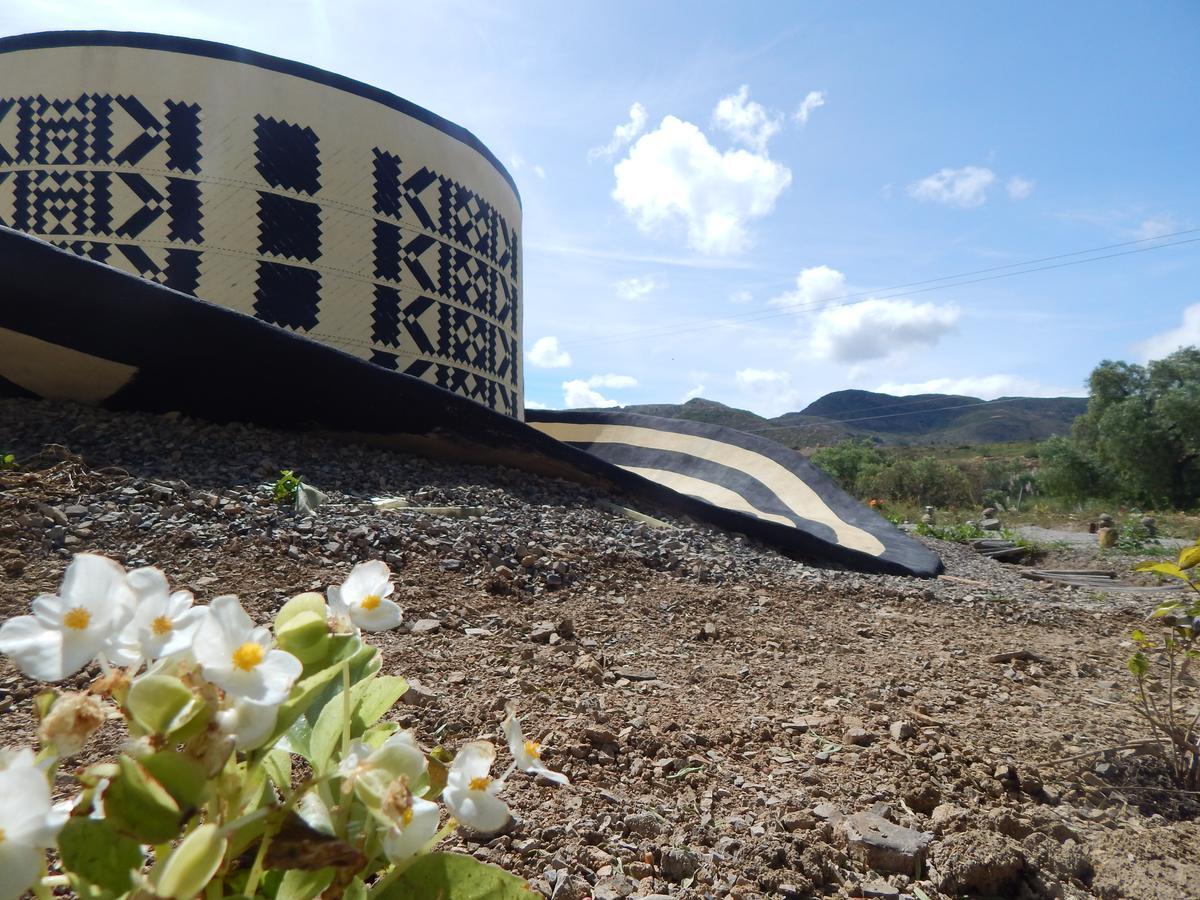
(243, 817), (277, 897)
(341, 660), (353, 758)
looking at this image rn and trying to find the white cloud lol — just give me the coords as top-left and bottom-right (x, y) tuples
(612, 115), (792, 255)
(1136, 215), (1182, 240)
(562, 379), (619, 408)
(1133, 303), (1200, 360)
(587, 373), (638, 389)
(735, 368), (790, 387)
(874, 375), (1085, 399)
(809, 299), (961, 362)
(527, 336), (571, 368)
(524, 399), (548, 410)
(730, 289), (754, 304)
(908, 165), (996, 208)
(588, 102), (648, 161)
(712, 85), (781, 152)
(794, 90), (826, 124)
(768, 265), (847, 309)
(508, 154), (546, 180)
(615, 276), (659, 301)
(681, 384), (706, 402)
(734, 368), (804, 416)
(1006, 175), (1034, 200)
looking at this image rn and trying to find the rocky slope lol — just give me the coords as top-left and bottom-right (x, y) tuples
(1, 398), (1195, 899)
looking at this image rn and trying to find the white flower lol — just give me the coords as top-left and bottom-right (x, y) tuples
(337, 731), (427, 808)
(110, 567), (207, 666)
(0, 554), (134, 681)
(328, 560), (402, 633)
(502, 711), (569, 785)
(442, 741), (509, 833)
(0, 747), (68, 900)
(192, 595), (300, 705)
(381, 794), (440, 862)
(215, 698), (278, 751)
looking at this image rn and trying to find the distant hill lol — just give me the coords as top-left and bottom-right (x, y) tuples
(615, 390), (1087, 449)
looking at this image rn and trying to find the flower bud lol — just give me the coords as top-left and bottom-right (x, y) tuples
(153, 823), (226, 899)
(38, 691), (107, 756)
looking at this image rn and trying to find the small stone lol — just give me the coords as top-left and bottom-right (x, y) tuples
(440, 558), (463, 571)
(529, 621), (557, 643)
(843, 726), (875, 746)
(861, 881), (900, 899)
(698, 621), (719, 640)
(409, 618), (442, 635)
(841, 812), (933, 875)
(624, 811), (669, 837)
(889, 721), (915, 741)
(401, 680), (438, 706)
(660, 847), (700, 882)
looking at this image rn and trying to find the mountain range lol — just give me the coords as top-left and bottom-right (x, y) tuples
(619, 390), (1088, 449)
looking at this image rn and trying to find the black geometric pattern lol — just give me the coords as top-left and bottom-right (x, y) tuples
(257, 193), (321, 262)
(112, 244), (201, 295)
(0, 93), (200, 171)
(253, 115), (320, 194)
(253, 261), (321, 331)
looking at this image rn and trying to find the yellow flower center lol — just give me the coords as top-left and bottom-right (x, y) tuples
(361, 593), (382, 611)
(0, 825), (5, 844)
(63, 607), (91, 630)
(151, 615), (174, 636)
(232, 642), (265, 671)
(524, 740), (542, 760)
(401, 806), (413, 827)
(468, 776), (492, 792)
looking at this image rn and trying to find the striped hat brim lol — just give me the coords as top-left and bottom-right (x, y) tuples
(1, 227), (941, 577)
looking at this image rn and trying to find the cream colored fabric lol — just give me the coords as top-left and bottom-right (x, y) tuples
(619, 465), (797, 528)
(531, 421), (886, 556)
(0, 327), (137, 402)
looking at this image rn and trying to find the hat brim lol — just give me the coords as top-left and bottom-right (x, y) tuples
(0, 227), (942, 577)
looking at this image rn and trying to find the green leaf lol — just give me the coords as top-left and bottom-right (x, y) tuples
(58, 817), (142, 895)
(343, 878), (368, 900)
(104, 755), (182, 843)
(141, 750), (209, 812)
(276, 868), (335, 900)
(1178, 544), (1200, 570)
(153, 823), (226, 899)
(1135, 561), (1187, 581)
(126, 673), (208, 739)
(309, 677), (353, 773)
(264, 748), (293, 793)
(374, 853), (537, 900)
(1128, 651), (1150, 678)
(352, 674), (408, 732)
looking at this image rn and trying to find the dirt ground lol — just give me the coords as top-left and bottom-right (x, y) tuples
(2, 398), (1197, 900)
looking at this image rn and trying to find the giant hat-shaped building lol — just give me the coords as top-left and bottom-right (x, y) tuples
(0, 31), (941, 577)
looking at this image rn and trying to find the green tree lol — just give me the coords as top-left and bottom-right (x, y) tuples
(809, 439), (887, 495)
(1042, 347), (1200, 508)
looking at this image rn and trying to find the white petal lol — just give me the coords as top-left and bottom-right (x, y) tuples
(193, 595), (248, 667)
(126, 566), (170, 603)
(251, 650), (302, 705)
(448, 741), (496, 788)
(444, 787), (509, 833)
(350, 598), (402, 633)
(63, 554), (134, 631)
(382, 798), (440, 861)
(0, 841), (43, 900)
(0, 616), (70, 681)
(216, 700), (278, 750)
(0, 761), (58, 845)
(530, 761), (570, 786)
(372, 736), (428, 783)
(31, 594), (64, 628)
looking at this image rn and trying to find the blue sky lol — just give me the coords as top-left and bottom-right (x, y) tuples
(4, 1), (1198, 415)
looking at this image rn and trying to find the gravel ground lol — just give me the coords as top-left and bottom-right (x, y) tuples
(2, 397), (1198, 899)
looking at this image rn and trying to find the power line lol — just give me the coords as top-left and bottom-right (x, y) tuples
(563, 230), (1200, 349)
